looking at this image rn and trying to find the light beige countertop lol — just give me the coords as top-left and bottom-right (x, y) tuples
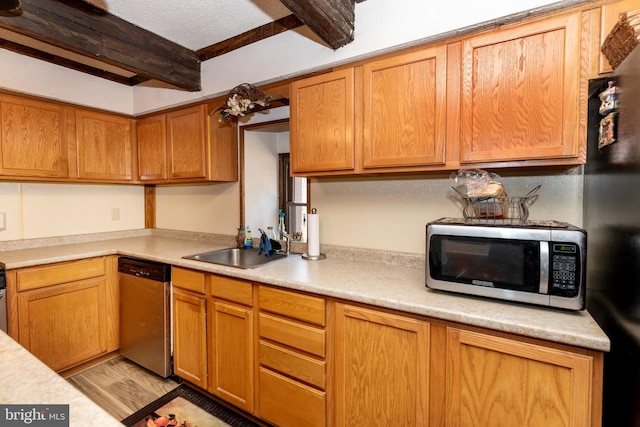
(0, 229), (610, 352)
(0, 330), (123, 426)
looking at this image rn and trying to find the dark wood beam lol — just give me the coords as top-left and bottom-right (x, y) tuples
(0, 0), (201, 91)
(198, 14), (304, 61)
(279, 0), (355, 49)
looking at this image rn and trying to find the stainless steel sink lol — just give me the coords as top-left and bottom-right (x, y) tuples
(182, 247), (293, 269)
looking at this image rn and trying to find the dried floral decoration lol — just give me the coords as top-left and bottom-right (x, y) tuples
(219, 83), (270, 122)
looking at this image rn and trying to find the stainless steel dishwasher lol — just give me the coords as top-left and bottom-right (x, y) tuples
(118, 256), (172, 378)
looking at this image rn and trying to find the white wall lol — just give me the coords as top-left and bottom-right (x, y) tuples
(154, 182), (240, 235)
(0, 182), (144, 241)
(0, 50), (133, 114)
(310, 168), (584, 254)
(244, 131), (280, 232)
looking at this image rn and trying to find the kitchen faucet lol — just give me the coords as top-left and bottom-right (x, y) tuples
(281, 233), (293, 255)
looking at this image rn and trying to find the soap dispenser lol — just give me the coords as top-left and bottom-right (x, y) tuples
(244, 226), (253, 249)
(277, 210), (286, 239)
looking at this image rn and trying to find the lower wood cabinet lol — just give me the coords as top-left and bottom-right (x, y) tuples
(258, 366), (326, 427)
(7, 256), (117, 372)
(172, 288), (207, 389)
(444, 327), (597, 427)
(172, 268), (254, 411)
(257, 285), (327, 427)
(334, 303), (602, 427)
(170, 272), (602, 427)
(208, 275), (254, 413)
(334, 303), (430, 426)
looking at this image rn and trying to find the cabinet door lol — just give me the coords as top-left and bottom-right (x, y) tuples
(362, 46), (447, 169)
(136, 114), (167, 181)
(446, 328), (594, 427)
(0, 95), (70, 178)
(208, 117), (238, 182)
(290, 68), (355, 174)
(166, 105), (207, 180)
(208, 300), (254, 412)
(334, 303), (430, 426)
(460, 13), (581, 163)
(17, 278), (107, 372)
(75, 109), (133, 181)
(173, 289), (207, 389)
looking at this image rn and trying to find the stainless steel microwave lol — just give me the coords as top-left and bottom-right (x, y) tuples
(426, 219), (586, 310)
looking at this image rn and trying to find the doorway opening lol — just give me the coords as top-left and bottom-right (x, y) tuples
(240, 119), (310, 242)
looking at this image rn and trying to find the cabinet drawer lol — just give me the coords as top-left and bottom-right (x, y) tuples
(259, 340), (326, 390)
(16, 257), (105, 292)
(172, 267), (206, 294)
(259, 313), (325, 357)
(258, 367), (325, 427)
(259, 286), (325, 326)
(210, 275), (252, 306)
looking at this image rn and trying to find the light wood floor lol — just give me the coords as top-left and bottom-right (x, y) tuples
(65, 354), (180, 421)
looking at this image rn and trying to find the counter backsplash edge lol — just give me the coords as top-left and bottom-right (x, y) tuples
(0, 228), (425, 269)
(0, 229), (153, 252)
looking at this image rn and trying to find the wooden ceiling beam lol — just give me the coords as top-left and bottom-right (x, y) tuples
(198, 14), (304, 61)
(279, 0), (355, 49)
(0, 0), (201, 91)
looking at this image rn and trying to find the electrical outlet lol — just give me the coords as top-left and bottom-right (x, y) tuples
(0, 212), (5, 230)
(111, 208), (120, 221)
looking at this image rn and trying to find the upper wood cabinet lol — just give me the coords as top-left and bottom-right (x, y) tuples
(137, 105), (205, 182)
(460, 13), (583, 164)
(0, 94), (71, 179)
(136, 104), (238, 183)
(166, 105), (207, 180)
(136, 114), (167, 181)
(290, 8), (600, 175)
(290, 47), (449, 176)
(362, 46), (447, 171)
(290, 68), (356, 174)
(208, 117), (239, 182)
(74, 109), (133, 181)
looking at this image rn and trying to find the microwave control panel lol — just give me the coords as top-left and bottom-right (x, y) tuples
(549, 242), (580, 297)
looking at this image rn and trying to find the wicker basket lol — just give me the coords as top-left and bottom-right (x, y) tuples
(455, 185), (540, 224)
(602, 9), (640, 69)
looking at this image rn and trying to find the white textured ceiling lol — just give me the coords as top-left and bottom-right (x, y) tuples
(83, 0), (293, 50)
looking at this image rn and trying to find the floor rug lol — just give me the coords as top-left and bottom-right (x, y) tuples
(121, 384), (261, 427)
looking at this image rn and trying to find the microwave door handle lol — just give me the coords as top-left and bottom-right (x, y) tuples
(539, 241), (549, 294)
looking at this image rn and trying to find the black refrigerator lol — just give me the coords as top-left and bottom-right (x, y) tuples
(584, 46), (640, 427)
